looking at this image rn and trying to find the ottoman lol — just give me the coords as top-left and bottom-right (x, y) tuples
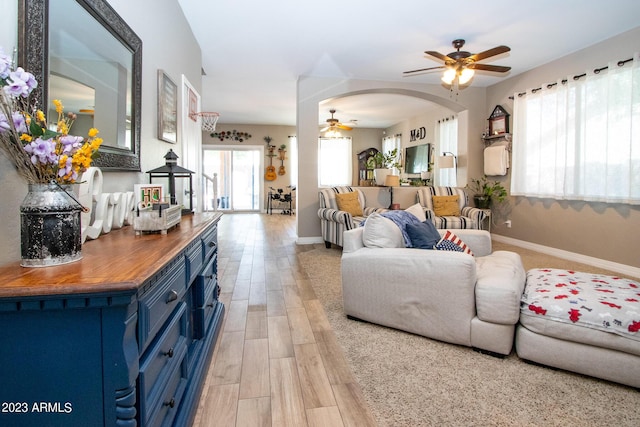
(516, 268), (640, 388)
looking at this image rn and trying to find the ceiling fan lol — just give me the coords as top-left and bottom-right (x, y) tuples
(320, 109), (354, 132)
(403, 39), (511, 85)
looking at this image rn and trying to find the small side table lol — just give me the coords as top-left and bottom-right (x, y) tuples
(480, 209), (492, 232)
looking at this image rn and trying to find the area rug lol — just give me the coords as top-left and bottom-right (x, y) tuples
(297, 244), (640, 427)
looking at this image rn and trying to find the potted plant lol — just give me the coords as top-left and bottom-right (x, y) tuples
(466, 176), (508, 208)
(369, 148), (401, 185)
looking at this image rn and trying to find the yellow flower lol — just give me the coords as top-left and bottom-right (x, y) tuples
(88, 128), (99, 138)
(36, 110), (45, 123)
(53, 99), (63, 114)
(58, 121), (69, 135)
(20, 134), (32, 142)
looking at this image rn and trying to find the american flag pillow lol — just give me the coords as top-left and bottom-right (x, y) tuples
(435, 230), (474, 256)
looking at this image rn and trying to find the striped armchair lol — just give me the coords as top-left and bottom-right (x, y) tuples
(417, 186), (488, 230)
(317, 186), (385, 248)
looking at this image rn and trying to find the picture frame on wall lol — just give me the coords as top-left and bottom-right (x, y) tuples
(188, 88), (198, 122)
(158, 70), (178, 143)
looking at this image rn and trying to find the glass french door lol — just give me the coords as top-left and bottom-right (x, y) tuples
(203, 147), (262, 211)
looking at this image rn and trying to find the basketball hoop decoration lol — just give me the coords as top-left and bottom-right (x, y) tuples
(190, 112), (220, 132)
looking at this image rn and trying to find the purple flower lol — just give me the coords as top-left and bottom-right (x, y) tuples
(59, 135), (84, 154)
(0, 113), (9, 133)
(12, 112), (28, 133)
(58, 155), (77, 180)
(4, 67), (37, 98)
(0, 47), (11, 79)
(24, 137), (58, 166)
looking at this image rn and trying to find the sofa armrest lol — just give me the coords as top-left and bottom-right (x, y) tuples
(423, 208), (435, 221)
(437, 229), (492, 257)
(317, 207), (354, 226)
(461, 206), (489, 221)
(363, 206), (387, 216)
(343, 227), (365, 253)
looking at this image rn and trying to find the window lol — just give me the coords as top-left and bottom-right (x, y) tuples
(512, 54), (640, 204)
(437, 116), (458, 186)
(382, 134), (401, 158)
(318, 137), (352, 186)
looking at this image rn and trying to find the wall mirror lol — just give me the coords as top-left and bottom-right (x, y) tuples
(19, 0), (142, 171)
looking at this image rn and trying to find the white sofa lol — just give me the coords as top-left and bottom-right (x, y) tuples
(341, 227), (526, 355)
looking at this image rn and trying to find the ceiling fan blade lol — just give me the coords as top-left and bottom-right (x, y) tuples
(403, 65), (445, 75)
(337, 124), (352, 131)
(469, 63), (511, 73)
(320, 125), (330, 132)
(469, 45), (510, 62)
(424, 51), (453, 62)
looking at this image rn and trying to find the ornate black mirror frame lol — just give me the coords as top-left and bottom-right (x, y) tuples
(18, 0), (142, 171)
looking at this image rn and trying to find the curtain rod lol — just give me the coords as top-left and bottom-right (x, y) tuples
(509, 57), (633, 100)
(437, 115), (456, 123)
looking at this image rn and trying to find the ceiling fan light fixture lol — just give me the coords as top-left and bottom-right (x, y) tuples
(441, 68), (456, 85)
(459, 68), (475, 85)
(325, 128), (341, 138)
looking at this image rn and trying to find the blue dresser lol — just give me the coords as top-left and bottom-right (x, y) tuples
(0, 213), (224, 426)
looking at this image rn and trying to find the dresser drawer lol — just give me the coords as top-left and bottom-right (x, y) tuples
(185, 240), (203, 284)
(138, 261), (187, 353)
(201, 224), (218, 261)
(144, 345), (188, 427)
(194, 253), (217, 307)
(194, 285), (218, 339)
(139, 302), (188, 427)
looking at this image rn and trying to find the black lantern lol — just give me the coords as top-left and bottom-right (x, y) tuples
(147, 149), (195, 215)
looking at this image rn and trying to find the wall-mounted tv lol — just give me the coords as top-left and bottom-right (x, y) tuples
(404, 143), (431, 174)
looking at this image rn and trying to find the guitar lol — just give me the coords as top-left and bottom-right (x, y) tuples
(278, 157), (286, 175)
(265, 154), (277, 181)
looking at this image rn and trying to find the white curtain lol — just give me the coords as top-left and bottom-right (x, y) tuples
(437, 116), (458, 186)
(512, 53), (640, 204)
(288, 135), (298, 186)
(382, 134), (401, 173)
(318, 137), (352, 186)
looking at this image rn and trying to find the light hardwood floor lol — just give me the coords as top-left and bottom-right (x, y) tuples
(193, 213), (377, 427)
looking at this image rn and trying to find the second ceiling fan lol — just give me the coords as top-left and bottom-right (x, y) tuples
(404, 39), (511, 85)
(320, 109), (355, 132)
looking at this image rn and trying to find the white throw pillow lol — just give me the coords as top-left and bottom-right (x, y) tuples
(405, 203), (427, 222)
(362, 212), (405, 248)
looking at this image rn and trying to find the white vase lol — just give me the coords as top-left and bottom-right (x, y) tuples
(374, 168), (391, 186)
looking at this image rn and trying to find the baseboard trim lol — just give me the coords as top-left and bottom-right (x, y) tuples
(296, 236), (324, 245)
(491, 234), (640, 279)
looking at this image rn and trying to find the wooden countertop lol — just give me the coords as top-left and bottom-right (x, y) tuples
(0, 212), (222, 299)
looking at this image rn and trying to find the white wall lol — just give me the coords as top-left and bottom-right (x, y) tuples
(0, 0), (202, 264)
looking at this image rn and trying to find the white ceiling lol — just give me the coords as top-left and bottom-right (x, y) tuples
(178, 0), (640, 129)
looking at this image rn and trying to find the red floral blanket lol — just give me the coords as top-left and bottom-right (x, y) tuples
(521, 268), (640, 341)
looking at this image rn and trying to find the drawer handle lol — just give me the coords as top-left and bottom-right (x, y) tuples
(206, 303), (214, 308)
(164, 347), (174, 358)
(166, 290), (178, 304)
(205, 274), (214, 280)
(164, 398), (175, 408)
(208, 241), (216, 248)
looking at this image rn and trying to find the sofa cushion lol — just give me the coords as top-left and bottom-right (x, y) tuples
(435, 230), (474, 256)
(335, 191), (363, 216)
(405, 203), (427, 222)
(406, 221), (440, 249)
(432, 195), (461, 216)
(362, 212), (405, 248)
(475, 251), (526, 325)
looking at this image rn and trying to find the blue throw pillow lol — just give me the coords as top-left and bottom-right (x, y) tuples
(405, 221), (440, 249)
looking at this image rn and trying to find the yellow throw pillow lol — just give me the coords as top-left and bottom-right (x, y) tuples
(335, 192), (363, 216)
(432, 195), (460, 216)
